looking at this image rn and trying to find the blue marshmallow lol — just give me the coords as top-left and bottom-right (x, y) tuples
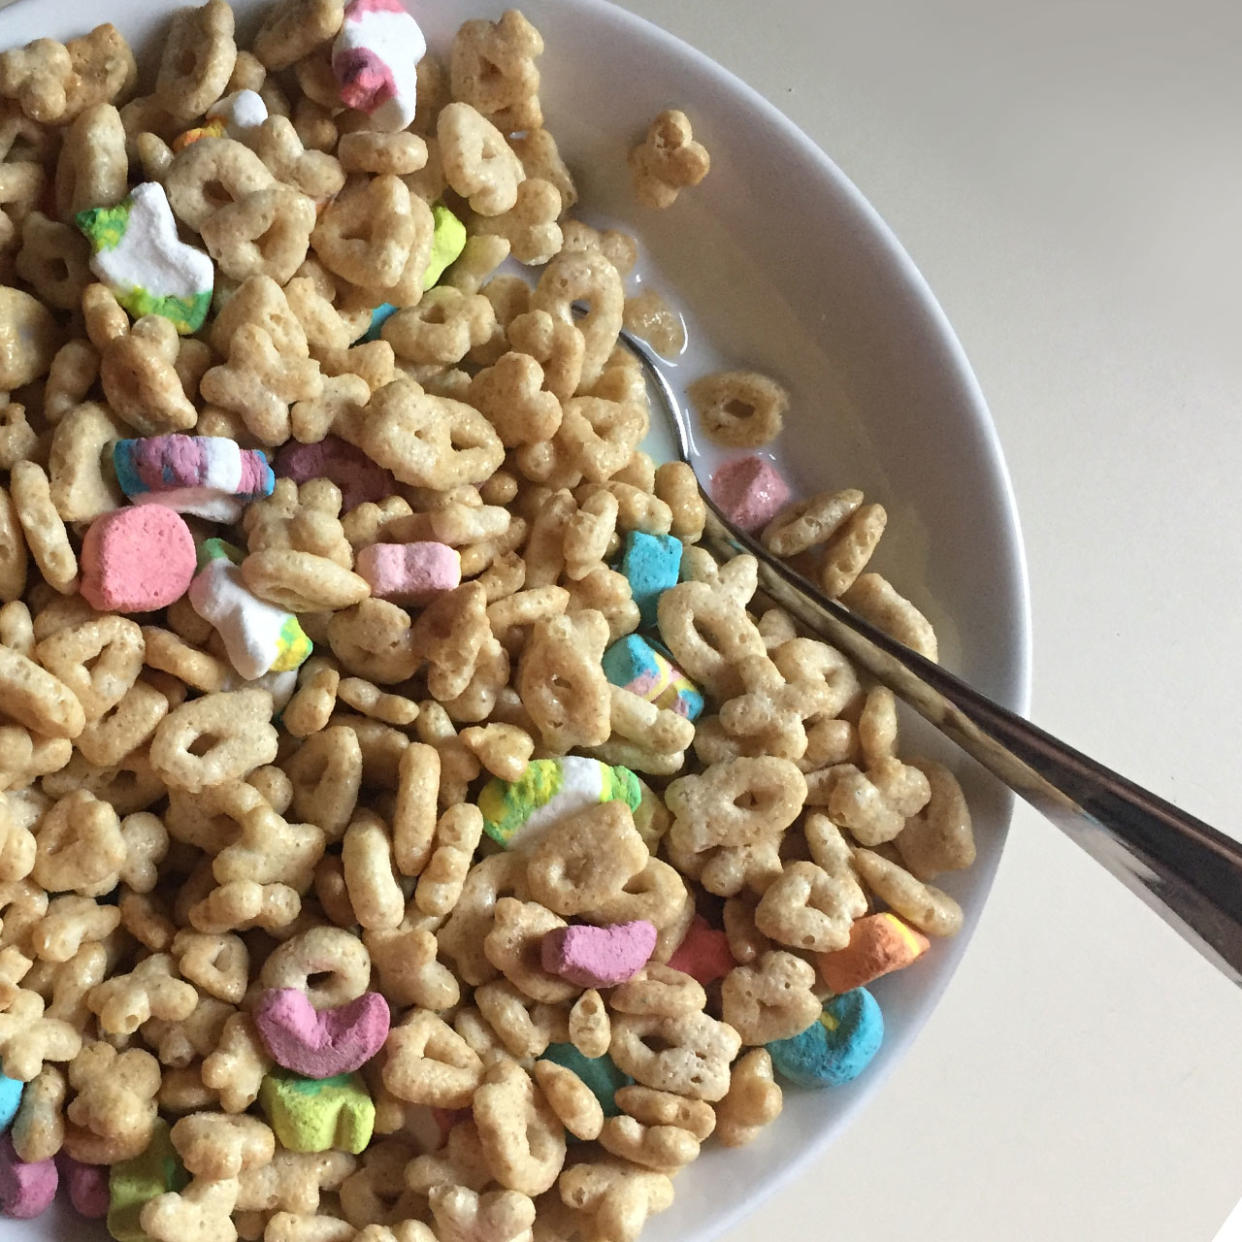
(766, 988), (884, 1088)
(618, 531), (682, 629)
(0, 1076), (21, 1131)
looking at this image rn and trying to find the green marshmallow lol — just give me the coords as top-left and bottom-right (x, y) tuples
(258, 1069), (375, 1155)
(107, 1120), (187, 1242)
(423, 203), (468, 290)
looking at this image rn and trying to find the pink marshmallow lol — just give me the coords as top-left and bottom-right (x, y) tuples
(356, 542), (461, 604)
(254, 988), (391, 1079)
(541, 921), (658, 989)
(79, 506), (196, 613)
(0, 1137), (56, 1219)
(666, 914), (735, 986)
(273, 436), (397, 513)
(710, 455), (792, 533)
(55, 1155), (108, 1219)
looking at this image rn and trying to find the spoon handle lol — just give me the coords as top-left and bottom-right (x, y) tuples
(701, 508), (1242, 985)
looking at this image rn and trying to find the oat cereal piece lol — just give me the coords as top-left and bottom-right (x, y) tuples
(470, 178), (563, 266)
(473, 1058), (565, 1196)
(429, 1185), (535, 1242)
(438, 101), (525, 217)
(0, 24), (137, 126)
(15, 214), (90, 316)
(841, 571), (939, 660)
(622, 289), (685, 359)
(150, 689), (279, 792)
(895, 758), (976, 879)
(558, 1156), (673, 1242)
(852, 848), (964, 937)
(54, 102), (127, 222)
(383, 1010), (483, 1109)
(0, 287), (60, 391)
(254, 0), (345, 71)
(84, 288), (198, 435)
(139, 1175), (241, 1242)
(0, 486), (26, 603)
(714, 1048), (782, 1147)
(451, 10), (544, 133)
(629, 109), (710, 208)
(688, 369), (787, 449)
(312, 175), (422, 291)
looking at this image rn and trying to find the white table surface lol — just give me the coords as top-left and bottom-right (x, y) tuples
(613, 1), (1242, 1239)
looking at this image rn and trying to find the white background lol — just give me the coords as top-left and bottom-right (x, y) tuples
(613, 2), (1242, 1240)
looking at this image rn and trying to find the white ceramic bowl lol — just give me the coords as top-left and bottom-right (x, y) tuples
(0, 1), (1030, 1240)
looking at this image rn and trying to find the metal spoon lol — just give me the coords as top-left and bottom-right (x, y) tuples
(616, 323), (1242, 986)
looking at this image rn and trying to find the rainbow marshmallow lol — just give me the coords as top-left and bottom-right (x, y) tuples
(601, 634), (704, 721)
(114, 435), (275, 522)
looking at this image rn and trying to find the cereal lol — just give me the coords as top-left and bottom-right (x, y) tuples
(0, 4), (986, 1234)
(0, 24), (136, 127)
(629, 110), (710, 208)
(689, 369), (788, 449)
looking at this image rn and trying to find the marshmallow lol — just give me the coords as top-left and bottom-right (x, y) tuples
(0, 1076), (21, 1131)
(207, 90), (269, 143)
(106, 1121), (187, 1242)
(80, 506), (197, 613)
(539, 1044), (631, 1118)
(57, 1155), (109, 1219)
(274, 436), (397, 512)
(0, 1136), (55, 1219)
(332, 0), (427, 133)
(617, 530), (682, 629)
(189, 539), (313, 680)
(602, 633), (703, 721)
(666, 914), (734, 986)
(114, 435), (275, 521)
(478, 756), (642, 849)
(766, 988), (884, 1088)
(258, 1069), (375, 1155)
(355, 541), (461, 604)
(424, 203), (468, 290)
(254, 988), (391, 1080)
(817, 913), (929, 995)
(710, 455), (791, 533)
(173, 92), (269, 153)
(76, 183), (215, 334)
(542, 921), (658, 989)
